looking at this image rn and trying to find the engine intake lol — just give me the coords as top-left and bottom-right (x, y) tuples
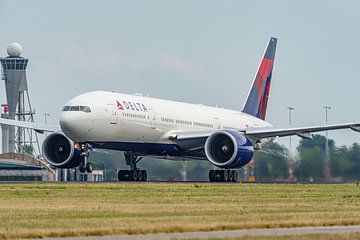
(42, 132), (83, 168)
(204, 130), (254, 168)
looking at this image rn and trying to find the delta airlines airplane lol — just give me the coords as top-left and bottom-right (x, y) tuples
(1, 37), (359, 182)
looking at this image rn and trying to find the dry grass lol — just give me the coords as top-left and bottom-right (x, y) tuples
(1, 183), (360, 239)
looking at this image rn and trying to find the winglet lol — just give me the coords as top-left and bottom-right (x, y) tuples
(242, 37), (277, 120)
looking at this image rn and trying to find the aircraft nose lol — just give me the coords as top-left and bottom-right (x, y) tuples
(60, 111), (79, 138)
(60, 105), (94, 142)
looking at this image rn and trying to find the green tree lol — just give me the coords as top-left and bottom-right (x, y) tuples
(297, 134), (335, 153)
(254, 142), (289, 182)
(295, 134), (340, 182)
(344, 143), (360, 180)
(330, 146), (349, 178)
(294, 147), (324, 182)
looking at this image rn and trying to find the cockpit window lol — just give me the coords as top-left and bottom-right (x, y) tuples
(70, 106), (80, 111)
(80, 106), (91, 113)
(63, 105), (91, 113)
(62, 106), (71, 111)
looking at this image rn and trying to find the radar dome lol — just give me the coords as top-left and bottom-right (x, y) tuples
(6, 42), (22, 57)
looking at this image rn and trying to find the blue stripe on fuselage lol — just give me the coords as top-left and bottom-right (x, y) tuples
(89, 141), (185, 156)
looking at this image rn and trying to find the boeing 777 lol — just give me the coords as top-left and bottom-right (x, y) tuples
(1, 37), (359, 182)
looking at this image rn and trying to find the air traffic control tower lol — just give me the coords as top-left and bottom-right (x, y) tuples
(0, 43), (39, 154)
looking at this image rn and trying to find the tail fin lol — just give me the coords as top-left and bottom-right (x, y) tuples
(242, 37), (277, 120)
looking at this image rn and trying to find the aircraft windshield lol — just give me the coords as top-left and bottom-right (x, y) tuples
(62, 106), (91, 113)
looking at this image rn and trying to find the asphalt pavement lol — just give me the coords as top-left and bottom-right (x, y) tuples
(38, 225), (360, 240)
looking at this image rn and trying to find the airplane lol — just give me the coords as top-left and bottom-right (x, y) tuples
(1, 37), (359, 182)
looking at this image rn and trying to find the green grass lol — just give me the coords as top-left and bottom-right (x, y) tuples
(1, 183), (360, 239)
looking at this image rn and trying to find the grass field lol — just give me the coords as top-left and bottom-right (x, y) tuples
(1, 183), (360, 239)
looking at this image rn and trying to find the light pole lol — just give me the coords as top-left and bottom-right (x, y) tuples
(287, 107), (295, 182)
(324, 106), (331, 123)
(288, 107), (294, 149)
(44, 113), (50, 137)
(323, 106), (331, 181)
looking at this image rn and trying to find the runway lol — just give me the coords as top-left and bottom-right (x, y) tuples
(39, 225), (360, 240)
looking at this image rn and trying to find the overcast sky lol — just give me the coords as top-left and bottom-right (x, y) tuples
(0, 0), (359, 150)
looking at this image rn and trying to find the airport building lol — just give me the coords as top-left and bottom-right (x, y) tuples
(57, 169), (104, 182)
(79, 170), (104, 182)
(0, 152), (55, 181)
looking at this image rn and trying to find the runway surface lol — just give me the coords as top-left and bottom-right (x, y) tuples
(39, 225), (360, 240)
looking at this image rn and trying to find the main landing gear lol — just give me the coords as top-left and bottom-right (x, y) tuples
(209, 170), (239, 182)
(118, 152), (148, 181)
(78, 143), (93, 174)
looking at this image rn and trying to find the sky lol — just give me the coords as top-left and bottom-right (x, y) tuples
(0, 0), (359, 151)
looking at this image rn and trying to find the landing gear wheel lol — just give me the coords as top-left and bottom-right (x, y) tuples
(222, 170), (229, 182)
(141, 170), (147, 181)
(79, 162), (86, 173)
(118, 152), (148, 182)
(209, 169), (238, 183)
(131, 170), (138, 181)
(228, 170), (234, 182)
(232, 170), (238, 182)
(85, 162), (93, 173)
(118, 170), (125, 181)
(209, 170), (215, 182)
(137, 170), (143, 181)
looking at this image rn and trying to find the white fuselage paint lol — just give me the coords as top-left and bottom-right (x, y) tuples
(60, 91), (272, 144)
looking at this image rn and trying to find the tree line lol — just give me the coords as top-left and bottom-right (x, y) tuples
(87, 134), (360, 182)
(253, 135), (360, 182)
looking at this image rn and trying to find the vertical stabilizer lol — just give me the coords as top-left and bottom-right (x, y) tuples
(242, 37), (277, 120)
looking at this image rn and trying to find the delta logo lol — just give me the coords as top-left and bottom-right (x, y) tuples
(116, 100), (124, 110)
(116, 100), (148, 112)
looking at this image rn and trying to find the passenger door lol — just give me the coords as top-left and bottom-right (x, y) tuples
(214, 117), (221, 129)
(148, 109), (156, 129)
(107, 104), (117, 124)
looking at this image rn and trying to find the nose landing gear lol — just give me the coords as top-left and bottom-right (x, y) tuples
(78, 143), (93, 174)
(117, 152), (148, 181)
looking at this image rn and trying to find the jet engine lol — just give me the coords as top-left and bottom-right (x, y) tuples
(42, 132), (83, 168)
(204, 130), (254, 168)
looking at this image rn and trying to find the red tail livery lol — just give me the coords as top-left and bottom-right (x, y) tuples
(242, 37), (277, 120)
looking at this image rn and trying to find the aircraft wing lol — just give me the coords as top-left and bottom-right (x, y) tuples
(244, 123), (360, 140)
(170, 123), (360, 150)
(0, 117), (60, 133)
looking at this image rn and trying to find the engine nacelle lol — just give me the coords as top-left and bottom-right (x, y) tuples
(42, 132), (83, 168)
(204, 130), (254, 169)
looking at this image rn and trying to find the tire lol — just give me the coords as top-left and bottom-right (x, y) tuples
(141, 170), (147, 181)
(209, 170), (215, 182)
(131, 170), (137, 181)
(232, 170), (238, 182)
(118, 170), (128, 182)
(222, 170), (228, 182)
(228, 170), (233, 182)
(85, 162), (93, 173)
(118, 170), (125, 181)
(79, 162), (86, 173)
(137, 170), (142, 181)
